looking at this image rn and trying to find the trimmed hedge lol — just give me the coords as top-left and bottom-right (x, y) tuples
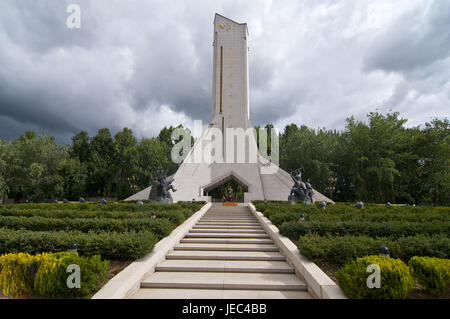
(336, 255), (414, 299)
(297, 234), (450, 265)
(278, 220), (449, 241)
(0, 228), (158, 260)
(266, 208), (449, 225)
(0, 252), (39, 298)
(0, 215), (175, 236)
(0, 207), (194, 223)
(0, 202), (206, 261)
(408, 256), (450, 296)
(252, 201), (450, 224)
(0, 252), (108, 298)
(0, 202), (204, 213)
(34, 252), (108, 298)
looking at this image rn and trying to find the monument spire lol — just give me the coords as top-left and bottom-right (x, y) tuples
(211, 13), (250, 131)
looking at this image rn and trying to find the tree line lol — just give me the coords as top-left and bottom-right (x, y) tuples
(0, 112), (448, 205)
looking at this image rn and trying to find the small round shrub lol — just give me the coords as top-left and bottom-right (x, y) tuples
(0, 252), (40, 298)
(408, 256), (450, 296)
(336, 255), (414, 299)
(34, 251), (109, 298)
(279, 221), (310, 241)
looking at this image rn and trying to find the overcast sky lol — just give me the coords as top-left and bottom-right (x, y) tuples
(0, 0), (449, 143)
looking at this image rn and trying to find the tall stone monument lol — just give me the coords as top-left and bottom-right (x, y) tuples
(126, 14), (333, 203)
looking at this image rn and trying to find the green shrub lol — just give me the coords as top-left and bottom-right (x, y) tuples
(278, 221), (310, 241)
(0, 215), (176, 236)
(253, 201), (450, 225)
(270, 211), (300, 226)
(282, 220), (449, 239)
(34, 252), (109, 298)
(145, 218), (175, 238)
(0, 228), (158, 260)
(298, 234), (450, 265)
(298, 234), (383, 265)
(0, 202), (204, 213)
(155, 211), (185, 225)
(336, 255), (414, 299)
(394, 235), (450, 261)
(0, 252), (109, 298)
(408, 256), (450, 296)
(0, 252), (40, 298)
(0, 206), (198, 221)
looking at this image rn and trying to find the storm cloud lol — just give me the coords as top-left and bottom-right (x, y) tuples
(0, 0), (448, 143)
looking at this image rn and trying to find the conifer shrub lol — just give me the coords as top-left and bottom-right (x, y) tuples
(297, 234), (450, 265)
(0, 252), (40, 298)
(34, 252), (108, 298)
(0, 252), (108, 298)
(0, 228), (158, 260)
(336, 255), (414, 299)
(408, 256), (450, 296)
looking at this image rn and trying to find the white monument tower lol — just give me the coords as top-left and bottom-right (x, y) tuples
(127, 14), (332, 203)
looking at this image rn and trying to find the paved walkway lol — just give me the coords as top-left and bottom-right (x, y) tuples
(129, 205), (312, 299)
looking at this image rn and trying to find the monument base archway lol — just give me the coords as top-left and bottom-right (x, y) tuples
(203, 175), (249, 202)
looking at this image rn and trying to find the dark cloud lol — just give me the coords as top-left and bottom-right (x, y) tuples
(364, 1), (450, 73)
(0, 0), (448, 144)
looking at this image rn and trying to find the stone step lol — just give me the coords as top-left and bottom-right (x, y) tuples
(185, 233), (270, 238)
(204, 216), (255, 218)
(155, 259), (293, 273)
(174, 243), (279, 251)
(155, 259), (294, 274)
(193, 225), (262, 229)
(205, 210), (252, 212)
(189, 229), (266, 234)
(197, 219), (259, 224)
(130, 288), (312, 299)
(200, 217), (257, 221)
(180, 238), (274, 244)
(205, 211), (253, 216)
(204, 216), (254, 218)
(196, 222), (260, 226)
(166, 250), (285, 261)
(141, 272), (307, 290)
(199, 219), (258, 223)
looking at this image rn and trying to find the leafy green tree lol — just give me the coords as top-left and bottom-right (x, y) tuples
(136, 137), (168, 190)
(113, 128), (138, 199)
(71, 131), (90, 163)
(59, 158), (88, 200)
(158, 125), (193, 176)
(280, 124), (334, 195)
(6, 132), (66, 202)
(417, 118), (449, 205)
(0, 140), (11, 202)
(87, 128), (117, 197)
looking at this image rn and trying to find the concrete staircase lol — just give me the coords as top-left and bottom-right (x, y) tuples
(129, 205), (312, 299)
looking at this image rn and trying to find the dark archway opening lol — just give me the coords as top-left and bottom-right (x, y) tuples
(203, 175), (249, 203)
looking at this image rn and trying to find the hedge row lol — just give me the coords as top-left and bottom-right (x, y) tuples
(0, 228), (158, 260)
(297, 234), (450, 265)
(335, 255), (414, 299)
(278, 220), (449, 240)
(335, 255), (450, 298)
(0, 252), (108, 298)
(0, 215), (175, 237)
(0, 202), (204, 213)
(0, 209), (195, 224)
(408, 256), (450, 296)
(261, 206), (449, 224)
(253, 201), (450, 218)
(303, 210), (449, 223)
(0, 204), (198, 225)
